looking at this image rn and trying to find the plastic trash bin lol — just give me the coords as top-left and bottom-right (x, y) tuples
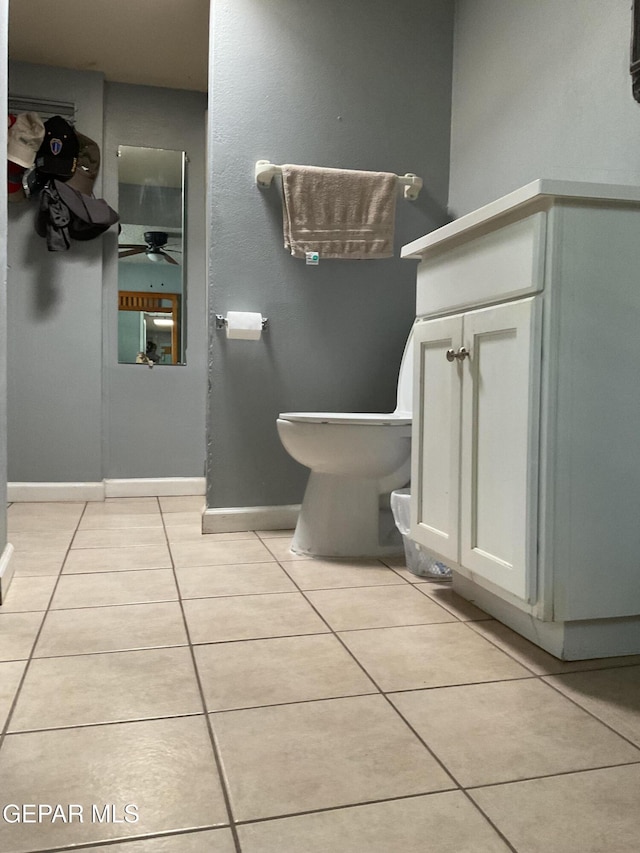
(390, 488), (452, 580)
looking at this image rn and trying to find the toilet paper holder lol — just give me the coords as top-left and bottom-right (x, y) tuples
(215, 314), (269, 331)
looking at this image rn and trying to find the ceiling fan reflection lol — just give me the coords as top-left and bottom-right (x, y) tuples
(118, 230), (182, 265)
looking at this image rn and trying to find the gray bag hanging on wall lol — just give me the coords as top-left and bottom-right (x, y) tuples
(53, 179), (119, 241)
(35, 179), (72, 251)
(36, 179), (119, 251)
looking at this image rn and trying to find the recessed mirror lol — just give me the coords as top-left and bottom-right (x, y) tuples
(117, 145), (186, 365)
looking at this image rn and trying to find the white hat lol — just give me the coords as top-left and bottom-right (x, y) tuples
(8, 112), (45, 168)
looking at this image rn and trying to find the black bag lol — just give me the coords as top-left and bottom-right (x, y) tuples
(35, 179), (119, 251)
(54, 179), (119, 241)
(35, 180), (71, 252)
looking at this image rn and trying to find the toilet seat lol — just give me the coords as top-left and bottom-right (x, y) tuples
(276, 323), (416, 557)
(279, 412), (411, 426)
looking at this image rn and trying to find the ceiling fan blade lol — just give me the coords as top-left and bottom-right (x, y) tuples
(160, 251), (180, 266)
(118, 243), (146, 249)
(119, 248), (146, 258)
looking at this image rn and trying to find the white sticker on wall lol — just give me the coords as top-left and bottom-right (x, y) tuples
(305, 251), (319, 265)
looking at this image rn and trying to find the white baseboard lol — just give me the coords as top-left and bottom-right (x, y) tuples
(8, 482), (105, 502)
(104, 478), (206, 497)
(8, 478), (206, 502)
(0, 542), (15, 605)
(203, 504), (300, 533)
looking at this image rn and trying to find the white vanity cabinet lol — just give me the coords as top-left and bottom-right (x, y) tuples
(412, 297), (540, 601)
(402, 180), (640, 660)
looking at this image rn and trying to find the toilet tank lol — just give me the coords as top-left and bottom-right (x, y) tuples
(394, 325), (414, 416)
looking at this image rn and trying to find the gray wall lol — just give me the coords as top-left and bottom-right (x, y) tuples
(103, 82), (207, 478)
(449, 0), (640, 216)
(6, 66), (207, 483)
(1, 0), (7, 546)
(7, 63), (105, 482)
(207, 0), (454, 509)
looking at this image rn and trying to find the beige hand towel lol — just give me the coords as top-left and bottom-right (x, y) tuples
(281, 164), (397, 259)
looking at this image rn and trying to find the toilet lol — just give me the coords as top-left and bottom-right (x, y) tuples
(277, 324), (414, 557)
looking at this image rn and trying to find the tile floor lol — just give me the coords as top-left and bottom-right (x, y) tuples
(1, 497), (640, 852)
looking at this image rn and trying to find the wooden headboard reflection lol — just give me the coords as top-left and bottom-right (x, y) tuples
(118, 291), (180, 365)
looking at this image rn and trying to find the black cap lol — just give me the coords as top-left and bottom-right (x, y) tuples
(35, 116), (79, 178)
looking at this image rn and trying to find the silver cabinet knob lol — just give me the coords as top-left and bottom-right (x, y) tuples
(446, 347), (470, 362)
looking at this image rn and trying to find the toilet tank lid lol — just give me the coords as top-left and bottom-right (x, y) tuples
(278, 412), (412, 425)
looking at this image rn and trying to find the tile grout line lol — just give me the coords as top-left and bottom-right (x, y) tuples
(459, 620), (640, 752)
(458, 619), (562, 677)
(270, 546), (640, 851)
(409, 576), (496, 621)
(1, 629), (336, 666)
(8, 711), (206, 738)
(459, 617), (640, 679)
(3, 572), (498, 616)
(10, 564), (171, 580)
(6, 530), (639, 756)
(536, 672), (640, 753)
(270, 554), (471, 778)
(267, 549), (522, 852)
(455, 790), (520, 853)
(0, 501), (212, 852)
(0, 502), (90, 753)
(6, 509), (640, 850)
(5, 595), (179, 616)
(289, 556), (546, 853)
(14, 824), (225, 853)
(212, 535), (509, 843)
(463, 757), (640, 792)
(159, 499), (243, 853)
(459, 751), (640, 853)
(2, 499), (234, 853)
(229, 789), (462, 829)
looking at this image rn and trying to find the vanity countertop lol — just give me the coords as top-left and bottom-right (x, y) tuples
(401, 178), (640, 259)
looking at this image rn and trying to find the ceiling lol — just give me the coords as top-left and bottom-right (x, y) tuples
(8, 0), (209, 92)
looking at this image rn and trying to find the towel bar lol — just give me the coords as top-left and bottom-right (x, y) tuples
(254, 160), (423, 201)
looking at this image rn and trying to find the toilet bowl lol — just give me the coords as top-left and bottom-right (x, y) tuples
(277, 325), (414, 557)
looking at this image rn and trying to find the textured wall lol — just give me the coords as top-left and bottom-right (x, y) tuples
(206, 0), (454, 509)
(449, 0), (640, 216)
(6, 66), (207, 483)
(7, 62), (105, 483)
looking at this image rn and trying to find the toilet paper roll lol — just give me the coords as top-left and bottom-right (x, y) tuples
(226, 311), (263, 340)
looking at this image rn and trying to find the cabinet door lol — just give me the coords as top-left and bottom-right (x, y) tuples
(411, 315), (462, 563)
(459, 298), (540, 600)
